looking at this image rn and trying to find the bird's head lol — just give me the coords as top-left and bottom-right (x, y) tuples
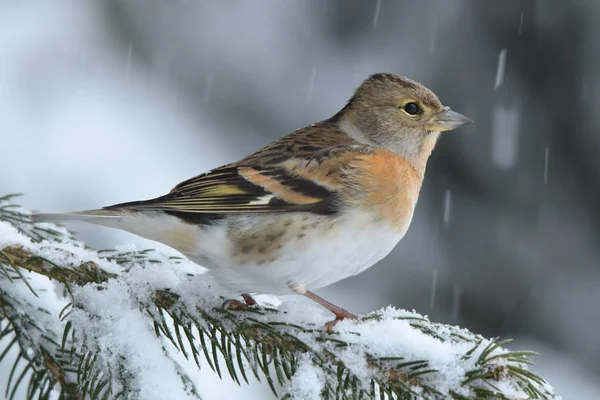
(335, 73), (472, 173)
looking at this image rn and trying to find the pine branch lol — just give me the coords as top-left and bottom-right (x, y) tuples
(0, 194), (561, 399)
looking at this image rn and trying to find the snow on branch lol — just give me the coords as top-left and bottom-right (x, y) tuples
(0, 194), (560, 399)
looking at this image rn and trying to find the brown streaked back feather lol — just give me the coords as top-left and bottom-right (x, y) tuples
(103, 121), (363, 220)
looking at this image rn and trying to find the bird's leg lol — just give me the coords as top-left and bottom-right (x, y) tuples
(222, 293), (258, 310)
(303, 290), (358, 332)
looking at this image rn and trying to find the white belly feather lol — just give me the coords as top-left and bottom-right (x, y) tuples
(92, 209), (412, 295)
(190, 210), (410, 295)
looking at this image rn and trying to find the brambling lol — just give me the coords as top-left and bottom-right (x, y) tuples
(33, 73), (471, 331)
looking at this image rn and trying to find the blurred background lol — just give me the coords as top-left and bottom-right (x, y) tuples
(1, 0), (599, 398)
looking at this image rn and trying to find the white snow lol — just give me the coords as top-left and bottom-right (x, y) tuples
(491, 104), (521, 170)
(519, 13), (524, 35)
(284, 355), (325, 400)
(0, 220), (30, 247)
(544, 147), (550, 185)
(125, 43), (133, 80)
(0, 216), (220, 399)
(494, 48), (507, 89)
(306, 68), (316, 103)
(69, 281), (198, 400)
(443, 189), (452, 229)
(373, 0), (382, 28)
(429, 269), (438, 308)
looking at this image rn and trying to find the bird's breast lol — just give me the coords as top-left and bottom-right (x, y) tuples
(341, 150), (421, 230)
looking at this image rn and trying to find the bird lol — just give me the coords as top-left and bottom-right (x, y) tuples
(33, 73), (471, 331)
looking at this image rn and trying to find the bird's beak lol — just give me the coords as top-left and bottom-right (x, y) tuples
(428, 107), (473, 132)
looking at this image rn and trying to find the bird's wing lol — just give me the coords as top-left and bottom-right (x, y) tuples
(105, 143), (373, 216)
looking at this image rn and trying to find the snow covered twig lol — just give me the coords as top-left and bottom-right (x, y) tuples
(0, 194), (560, 399)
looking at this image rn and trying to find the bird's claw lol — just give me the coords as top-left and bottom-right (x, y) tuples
(222, 299), (249, 310)
(323, 311), (359, 334)
(222, 293), (259, 311)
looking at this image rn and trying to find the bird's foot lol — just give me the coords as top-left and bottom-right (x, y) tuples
(324, 309), (359, 333)
(222, 293), (258, 310)
(242, 293), (257, 306)
(301, 289), (359, 333)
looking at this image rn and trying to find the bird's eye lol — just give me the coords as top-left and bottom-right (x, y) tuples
(403, 102), (420, 115)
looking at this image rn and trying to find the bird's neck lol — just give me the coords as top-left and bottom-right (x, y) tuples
(337, 117), (377, 146)
(336, 117), (438, 179)
(410, 133), (439, 178)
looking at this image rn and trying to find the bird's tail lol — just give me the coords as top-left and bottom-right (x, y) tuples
(31, 207), (198, 255)
(32, 209), (132, 224)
